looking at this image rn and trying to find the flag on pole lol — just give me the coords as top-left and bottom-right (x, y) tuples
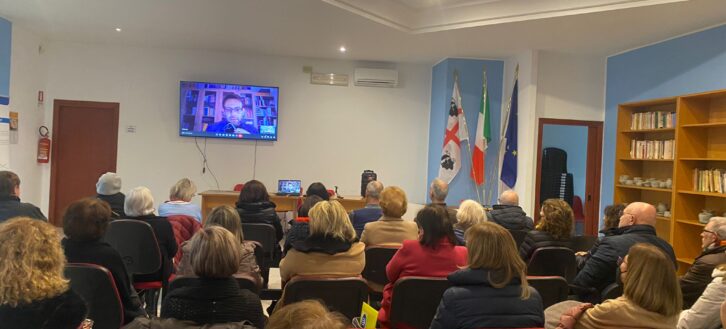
(500, 78), (518, 189)
(438, 77), (469, 183)
(471, 70), (491, 186)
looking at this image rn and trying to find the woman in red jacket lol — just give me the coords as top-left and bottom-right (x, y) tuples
(377, 205), (468, 329)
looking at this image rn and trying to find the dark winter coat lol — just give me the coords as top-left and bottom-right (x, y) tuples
(488, 204), (533, 231)
(236, 201), (283, 243)
(0, 290), (87, 329)
(519, 229), (573, 261)
(680, 244), (726, 308)
(0, 196), (46, 223)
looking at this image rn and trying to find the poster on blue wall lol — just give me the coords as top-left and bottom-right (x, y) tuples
(0, 17), (11, 105)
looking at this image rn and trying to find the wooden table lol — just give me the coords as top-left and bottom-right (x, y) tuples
(199, 190), (366, 223)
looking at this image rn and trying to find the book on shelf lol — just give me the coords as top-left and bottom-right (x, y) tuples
(630, 111), (676, 130)
(629, 139), (675, 159)
(693, 168), (726, 193)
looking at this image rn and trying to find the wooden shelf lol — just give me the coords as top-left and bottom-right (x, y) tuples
(675, 219), (706, 227)
(678, 190), (726, 198)
(618, 158), (674, 162)
(616, 184), (672, 192)
(621, 128), (675, 133)
(677, 257), (695, 265)
(681, 122), (726, 128)
(656, 216), (671, 221)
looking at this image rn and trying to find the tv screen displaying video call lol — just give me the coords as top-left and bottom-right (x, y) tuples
(179, 81), (279, 141)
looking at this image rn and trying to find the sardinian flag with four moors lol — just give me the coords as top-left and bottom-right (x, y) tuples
(438, 78), (469, 183)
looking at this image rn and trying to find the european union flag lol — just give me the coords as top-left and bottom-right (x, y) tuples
(501, 79), (518, 188)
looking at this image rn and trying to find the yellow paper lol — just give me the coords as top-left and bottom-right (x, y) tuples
(360, 302), (378, 329)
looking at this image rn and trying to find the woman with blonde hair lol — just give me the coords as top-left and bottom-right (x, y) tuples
(0, 217), (87, 328)
(556, 243), (682, 329)
(161, 226), (264, 328)
(267, 300), (348, 329)
(431, 222), (544, 328)
(519, 198), (574, 261)
(176, 205), (262, 285)
(158, 178), (202, 222)
(280, 200), (364, 284)
(360, 186), (418, 247)
(454, 199), (486, 245)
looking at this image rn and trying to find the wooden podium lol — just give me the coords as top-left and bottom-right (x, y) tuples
(199, 190), (366, 223)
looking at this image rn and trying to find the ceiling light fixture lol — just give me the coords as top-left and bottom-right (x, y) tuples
(115, 27), (122, 32)
(339, 46), (347, 53)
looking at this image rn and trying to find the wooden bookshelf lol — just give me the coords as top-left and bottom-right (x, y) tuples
(616, 89), (726, 274)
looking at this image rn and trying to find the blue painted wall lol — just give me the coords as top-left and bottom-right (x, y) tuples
(602, 24), (726, 217)
(0, 17), (11, 105)
(427, 58), (504, 206)
(542, 124), (588, 200)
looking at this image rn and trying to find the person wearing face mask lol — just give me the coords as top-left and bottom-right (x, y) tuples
(680, 217), (726, 309)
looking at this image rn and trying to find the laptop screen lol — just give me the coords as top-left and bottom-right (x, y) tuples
(278, 180), (301, 194)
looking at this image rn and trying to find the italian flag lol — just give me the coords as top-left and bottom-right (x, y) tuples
(471, 70), (491, 185)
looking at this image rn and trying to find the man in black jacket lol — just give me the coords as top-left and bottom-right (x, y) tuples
(680, 216), (726, 308)
(0, 171), (46, 223)
(488, 190), (533, 231)
(573, 202), (675, 295)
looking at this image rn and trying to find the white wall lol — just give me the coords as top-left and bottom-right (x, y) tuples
(13, 38), (432, 215)
(7, 26), (48, 207)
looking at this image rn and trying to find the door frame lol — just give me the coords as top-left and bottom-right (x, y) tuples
(535, 118), (603, 236)
(49, 99), (119, 225)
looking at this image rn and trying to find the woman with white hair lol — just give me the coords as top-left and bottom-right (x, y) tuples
(158, 178), (202, 222)
(125, 186), (178, 286)
(454, 199), (486, 245)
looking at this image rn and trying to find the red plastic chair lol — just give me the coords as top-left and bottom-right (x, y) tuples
(234, 183), (245, 192)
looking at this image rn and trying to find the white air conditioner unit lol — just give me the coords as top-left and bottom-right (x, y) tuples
(354, 68), (398, 88)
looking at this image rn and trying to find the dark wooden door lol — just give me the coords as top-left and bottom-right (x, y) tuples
(49, 100), (119, 225)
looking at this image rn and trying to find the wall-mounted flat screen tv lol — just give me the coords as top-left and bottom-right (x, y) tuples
(179, 81), (279, 141)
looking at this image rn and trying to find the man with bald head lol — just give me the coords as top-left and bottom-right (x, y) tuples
(488, 190), (533, 231)
(429, 178), (458, 225)
(573, 202), (676, 296)
(349, 180), (385, 237)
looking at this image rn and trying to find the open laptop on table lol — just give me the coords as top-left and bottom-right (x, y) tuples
(276, 180), (301, 196)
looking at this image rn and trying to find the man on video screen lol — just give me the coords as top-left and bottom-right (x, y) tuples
(206, 93), (259, 134)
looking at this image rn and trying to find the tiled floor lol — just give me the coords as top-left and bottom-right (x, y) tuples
(262, 267), (282, 316)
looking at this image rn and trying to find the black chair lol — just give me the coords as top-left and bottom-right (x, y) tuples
(389, 277), (450, 329)
(570, 235), (598, 253)
(362, 246), (399, 290)
(169, 275), (261, 295)
(527, 247), (577, 283)
(65, 263), (124, 329)
(527, 276), (569, 308)
(509, 230), (528, 248)
(104, 220), (163, 315)
(282, 277), (368, 320)
(600, 282), (623, 301)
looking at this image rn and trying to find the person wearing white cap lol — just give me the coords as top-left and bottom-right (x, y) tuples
(96, 172), (125, 218)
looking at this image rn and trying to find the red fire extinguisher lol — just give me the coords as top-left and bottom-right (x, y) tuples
(37, 126), (51, 164)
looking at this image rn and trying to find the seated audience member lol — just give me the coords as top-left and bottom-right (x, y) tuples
(349, 180), (384, 237)
(305, 182), (331, 201)
(0, 171), (46, 222)
(95, 172), (126, 218)
(280, 200), (364, 285)
(681, 217), (726, 308)
(678, 265), (726, 329)
(283, 195), (323, 255)
(62, 198), (146, 324)
(158, 178), (202, 222)
(378, 205), (468, 329)
(575, 203), (627, 270)
(266, 300), (348, 329)
(0, 218), (87, 328)
(556, 243), (681, 329)
(573, 202), (676, 295)
(429, 178), (457, 223)
(161, 227), (265, 328)
(431, 222), (544, 329)
(519, 198), (574, 261)
(235, 180), (283, 244)
(360, 186), (418, 247)
(177, 205), (262, 286)
(453, 199), (486, 245)
(125, 186), (178, 285)
(488, 190), (533, 231)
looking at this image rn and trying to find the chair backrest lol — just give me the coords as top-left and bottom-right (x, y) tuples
(527, 276), (569, 308)
(527, 247), (577, 282)
(509, 230), (528, 248)
(389, 277), (451, 329)
(104, 219), (161, 275)
(570, 235), (597, 253)
(241, 223), (276, 260)
(283, 277), (368, 320)
(65, 263), (124, 329)
(362, 246), (399, 287)
(601, 282), (623, 301)
(169, 275), (260, 295)
(234, 183), (245, 192)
